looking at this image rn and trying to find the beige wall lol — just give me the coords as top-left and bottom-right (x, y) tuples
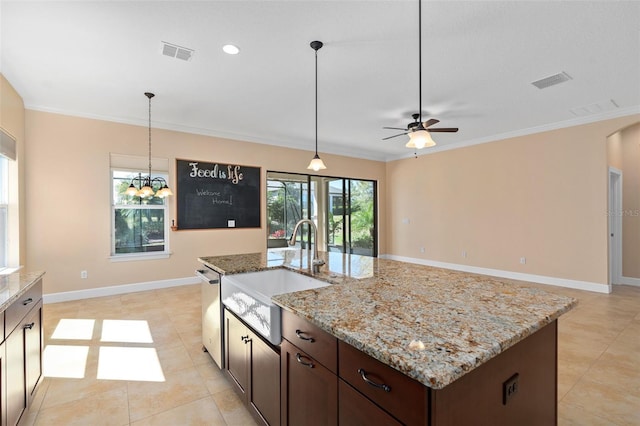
(619, 123), (640, 278)
(0, 74), (26, 266)
(13, 74), (640, 295)
(385, 115), (640, 289)
(24, 110), (387, 295)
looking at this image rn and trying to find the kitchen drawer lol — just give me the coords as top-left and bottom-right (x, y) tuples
(338, 340), (427, 426)
(5, 279), (43, 336)
(338, 379), (402, 426)
(282, 310), (337, 373)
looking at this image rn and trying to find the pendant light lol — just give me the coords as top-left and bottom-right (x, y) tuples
(125, 92), (173, 198)
(405, 0), (436, 150)
(307, 40), (327, 171)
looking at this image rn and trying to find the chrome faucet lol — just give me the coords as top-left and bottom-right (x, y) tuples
(289, 219), (325, 273)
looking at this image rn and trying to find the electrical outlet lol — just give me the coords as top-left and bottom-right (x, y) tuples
(80, 270), (88, 279)
(503, 373), (519, 405)
(420, 247), (425, 253)
(462, 250), (467, 258)
(520, 257), (526, 265)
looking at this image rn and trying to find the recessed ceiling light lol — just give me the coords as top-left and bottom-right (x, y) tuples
(222, 44), (240, 55)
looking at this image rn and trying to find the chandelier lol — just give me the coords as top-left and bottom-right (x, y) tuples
(125, 92), (173, 198)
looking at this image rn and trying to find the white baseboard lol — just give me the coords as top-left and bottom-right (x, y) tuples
(43, 276), (200, 304)
(619, 276), (640, 287)
(379, 254), (611, 294)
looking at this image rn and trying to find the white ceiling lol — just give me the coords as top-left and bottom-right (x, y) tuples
(1, 1), (639, 162)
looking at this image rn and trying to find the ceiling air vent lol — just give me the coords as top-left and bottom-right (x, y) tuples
(570, 99), (619, 117)
(161, 41), (194, 61)
(531, 72), (572, 89)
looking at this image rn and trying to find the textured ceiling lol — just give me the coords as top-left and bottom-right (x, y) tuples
(2, 1), (639, 161)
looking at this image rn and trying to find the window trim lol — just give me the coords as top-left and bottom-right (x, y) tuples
(0, 155), (8, 270)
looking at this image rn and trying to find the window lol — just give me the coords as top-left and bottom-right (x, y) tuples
(111, 169), (169, 259)
(0, 156), (8, 269)
(266, 171), (377, 257)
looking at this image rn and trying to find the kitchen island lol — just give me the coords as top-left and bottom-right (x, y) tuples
(199, 250), (576, 425)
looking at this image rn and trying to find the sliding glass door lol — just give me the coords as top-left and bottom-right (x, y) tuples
(267, 172), (377, 257)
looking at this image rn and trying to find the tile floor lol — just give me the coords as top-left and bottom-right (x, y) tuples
(22, 282), (640, 425)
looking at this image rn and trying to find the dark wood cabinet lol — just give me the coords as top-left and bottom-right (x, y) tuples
(280, 310), (338, 426)
(280, 310), (558, 426)
(250, 333), (280, 426)
(6, 326), (26, 426)
(24, 301), (43, 406)
(225, 311), (250, 395)
(280, 339), (337, 426)
(224, 309), (280, 426)
(2, 279), (43, 426)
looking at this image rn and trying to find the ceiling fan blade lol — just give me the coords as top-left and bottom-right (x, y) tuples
(382, 132), (408, 140)
(422, 118), (440, 128)
(383, 127), (407, 130)
(428, 128), (458, 133)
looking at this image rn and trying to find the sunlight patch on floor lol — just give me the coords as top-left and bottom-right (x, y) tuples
(50, 318), (96, 340)
(101, 319), (153, 343)
(97, 346), (165, 382)
(43, 345), (89, 378)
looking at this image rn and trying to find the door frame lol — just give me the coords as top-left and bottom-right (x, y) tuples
(608, 167), (622, 286)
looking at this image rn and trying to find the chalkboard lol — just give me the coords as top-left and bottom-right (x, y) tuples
(175, 159), (261, 229)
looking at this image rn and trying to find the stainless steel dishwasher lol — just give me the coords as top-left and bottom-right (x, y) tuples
(197, 266), (223, 369)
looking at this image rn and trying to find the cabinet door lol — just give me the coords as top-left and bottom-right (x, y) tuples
(249, 332), (280, 426)
(25, 302), (43, 403)
(281, 339), (337, 426)
(225, 312), (249, 396)
(6, 329), (26, 426)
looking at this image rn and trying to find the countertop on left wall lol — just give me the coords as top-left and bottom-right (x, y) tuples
(0, 270), (46, 312)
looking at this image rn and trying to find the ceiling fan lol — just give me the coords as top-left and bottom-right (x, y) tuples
(383, 0), (459, 150)
(383, 113), (458, 141)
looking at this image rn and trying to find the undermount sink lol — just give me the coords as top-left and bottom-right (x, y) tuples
(221, 268), (330, 345)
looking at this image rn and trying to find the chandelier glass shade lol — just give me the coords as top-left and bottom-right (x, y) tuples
(126, 92), (173, 198)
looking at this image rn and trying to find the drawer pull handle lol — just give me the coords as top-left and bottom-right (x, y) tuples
(22, 297), (34, 306)
(358, 368), (391, 392)
(24, 322), (35, 330)
(295, 353), (314, 368)
(295, 329), (315, 343)
(241, 335), (250, 343)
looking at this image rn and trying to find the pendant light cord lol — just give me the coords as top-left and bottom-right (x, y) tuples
(315, 46), (319, 156)
(418, 0), (422, 124)
(148, 95), (152, 177)
(144, 92), (155, 180)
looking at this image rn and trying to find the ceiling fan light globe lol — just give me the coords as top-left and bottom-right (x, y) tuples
(407, 130), (436, 150)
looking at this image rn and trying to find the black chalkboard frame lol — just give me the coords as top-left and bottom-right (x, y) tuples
(174, 158), (262, 230)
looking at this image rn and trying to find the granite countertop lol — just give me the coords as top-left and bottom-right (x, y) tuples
(0, 270), (46, 313)
(199, 250), (577, 389)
